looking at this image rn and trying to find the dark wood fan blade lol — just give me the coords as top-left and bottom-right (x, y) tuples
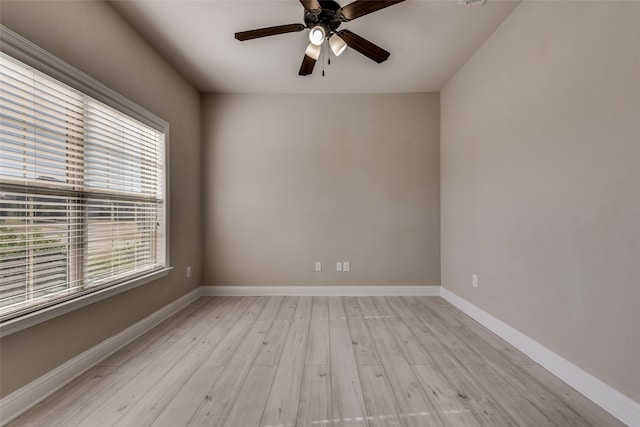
(299, 0), (321, 10)
(235, 24), (306, 41)
(340, 0), (405, 21)
(337, 29), (390, 63)
(299, 54), (317, 76)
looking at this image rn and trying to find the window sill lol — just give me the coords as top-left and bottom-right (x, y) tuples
(0, 267), (172, 338)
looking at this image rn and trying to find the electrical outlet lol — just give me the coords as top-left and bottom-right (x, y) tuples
(336, 262), (343, 272)
(472, 274), (478, 288)
(315, 261), (322, 272)
(186, 266), (192, 278)
(343, 261), (350, 272)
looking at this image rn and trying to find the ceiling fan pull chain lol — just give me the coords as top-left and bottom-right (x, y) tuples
(326, 37), (330, 65)
(322, 39), (326, 76)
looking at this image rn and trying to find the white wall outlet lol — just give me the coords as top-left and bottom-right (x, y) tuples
(186, 266), (192, 278)
(315, 261), (322, 272)
(472, 274), (478, 288)
(343, 261), (350, 272)
(336, 262), (343, 272)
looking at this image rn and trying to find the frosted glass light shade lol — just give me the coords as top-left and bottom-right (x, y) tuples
(309, 25), (326, 46)
(329, 34), (347, 56)
(305, 43), (321, 60)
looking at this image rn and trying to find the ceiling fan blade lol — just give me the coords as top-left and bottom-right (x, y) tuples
(235, 24), (306, 41)
(340, 0), (405, 21)
(299, 0), (321, 10)
(299, 44), (320, 76)
(299, 55), (318, 76)
(337, 29), (390, 63)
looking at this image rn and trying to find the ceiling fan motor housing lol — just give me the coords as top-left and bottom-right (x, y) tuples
(304, 0), (343, 33)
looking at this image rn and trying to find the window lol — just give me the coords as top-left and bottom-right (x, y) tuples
(0, 30), (168, 327)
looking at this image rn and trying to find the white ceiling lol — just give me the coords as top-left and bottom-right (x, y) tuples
(110, 0), (520, 94)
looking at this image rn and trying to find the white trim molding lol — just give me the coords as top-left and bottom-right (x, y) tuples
(201, 285), (441, 297)
(0, 25), (167, 131)
(0, 288), (201, 425)
(0, 268), (172, 338)
(440, 287), (640, 427)
(0, 25), (172, 339)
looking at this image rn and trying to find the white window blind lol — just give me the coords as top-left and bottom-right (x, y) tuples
(0, 52), (166, 320)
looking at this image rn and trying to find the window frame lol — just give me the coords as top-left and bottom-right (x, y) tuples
(0, 25), (171, 338)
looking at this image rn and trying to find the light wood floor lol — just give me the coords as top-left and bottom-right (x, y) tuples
(8, 296), (623, 427)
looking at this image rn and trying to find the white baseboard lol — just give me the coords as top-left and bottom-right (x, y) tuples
(440, 287), (640, 427)
(201, 285), (441, 297)
(0, 288), (201, 425)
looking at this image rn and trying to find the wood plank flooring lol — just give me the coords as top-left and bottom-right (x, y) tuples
(7, 297), (623, 427)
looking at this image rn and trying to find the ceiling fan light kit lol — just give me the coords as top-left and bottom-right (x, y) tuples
(234, 0), (406, 76)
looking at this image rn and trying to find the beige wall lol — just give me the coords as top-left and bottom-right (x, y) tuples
(441, 1), (640, 401)
(0, 1), (201, 396)
(202, 93), (440, 286)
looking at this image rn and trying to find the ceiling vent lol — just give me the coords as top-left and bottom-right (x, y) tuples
(458, 0), (486, 5)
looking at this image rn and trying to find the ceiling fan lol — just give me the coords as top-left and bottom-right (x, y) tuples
(234, 0), (406, 76)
